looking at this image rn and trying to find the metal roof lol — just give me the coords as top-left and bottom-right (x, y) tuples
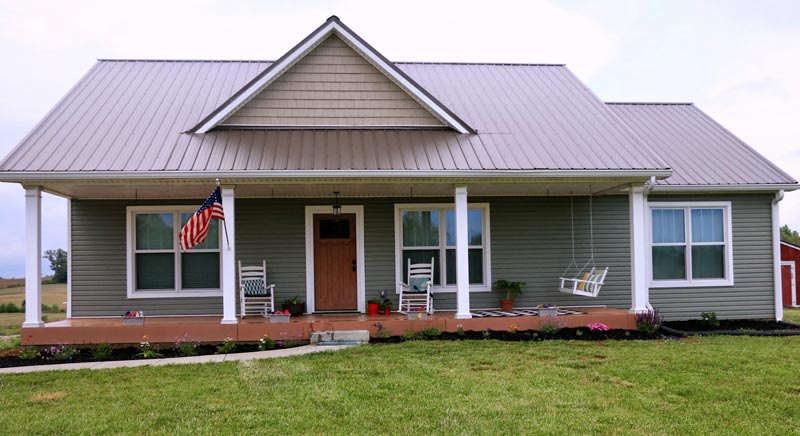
(0, 59), (671, 175)
(608, 103), (797, 186)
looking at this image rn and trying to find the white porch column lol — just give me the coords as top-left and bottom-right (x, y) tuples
(629, 185), (650, 312)
(220, 185), (238, 324)
(23, 186), (43, 328)
(454, 186), (472, 319)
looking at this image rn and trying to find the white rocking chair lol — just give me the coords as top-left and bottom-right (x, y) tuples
(398, 258), (434, 314)
(239, 260), (275, 317)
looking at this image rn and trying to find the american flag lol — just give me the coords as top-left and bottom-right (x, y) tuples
(179, 187), (225, 251)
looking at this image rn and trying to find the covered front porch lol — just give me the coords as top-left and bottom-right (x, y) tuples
(19, 174), (658, 337)
(21, 307), (636, 345)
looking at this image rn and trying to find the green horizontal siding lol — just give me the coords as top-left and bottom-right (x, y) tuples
(71, 200), (222, 317)
(647, 194), (776, 320)
(70, 193), (776, 320)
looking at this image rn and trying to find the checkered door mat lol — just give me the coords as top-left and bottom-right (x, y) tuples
(470, 309), (585, 317)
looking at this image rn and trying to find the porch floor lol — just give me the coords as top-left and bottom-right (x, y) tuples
(21, 307), (636, 345)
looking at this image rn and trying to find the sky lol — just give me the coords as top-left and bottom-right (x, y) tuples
(0, 0), (798, 277)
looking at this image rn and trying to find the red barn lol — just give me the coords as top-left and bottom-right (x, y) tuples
(783, 241), (800, 307)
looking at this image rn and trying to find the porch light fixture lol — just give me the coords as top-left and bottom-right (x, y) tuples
(332, 191), (342, 216)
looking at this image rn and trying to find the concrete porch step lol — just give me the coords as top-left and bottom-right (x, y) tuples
(310, 330), (370, 345)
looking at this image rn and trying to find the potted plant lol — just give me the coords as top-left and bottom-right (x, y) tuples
(122, 310), (144, 326)
(493, 280), (526, 311)
(270, 309), (291, 323)
(281, 297), (306, 316)
(367, 298), (381, 315)
(380, 298), (392, 315)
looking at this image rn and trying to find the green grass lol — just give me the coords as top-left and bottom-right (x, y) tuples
(785, 307), (800, 323)
(1, 337), (799, 434)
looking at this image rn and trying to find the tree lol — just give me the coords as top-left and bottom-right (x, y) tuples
(781, 225), (800, 246)
(43, 249), (67, 283)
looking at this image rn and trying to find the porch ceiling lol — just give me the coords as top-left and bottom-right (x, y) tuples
(39, 179), (637, 199)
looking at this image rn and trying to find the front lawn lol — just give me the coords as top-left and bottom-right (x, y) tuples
(1, 337), (798, 434)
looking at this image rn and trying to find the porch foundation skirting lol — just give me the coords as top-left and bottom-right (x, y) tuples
(20, 308), (635, 345)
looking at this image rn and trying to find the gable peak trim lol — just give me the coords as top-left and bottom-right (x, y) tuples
(189, 17), (474, 134)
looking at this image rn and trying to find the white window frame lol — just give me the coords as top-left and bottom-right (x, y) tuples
(647, 201), (734, 288)
(394, 203), (491, 293)
(126, 205), (223, 298)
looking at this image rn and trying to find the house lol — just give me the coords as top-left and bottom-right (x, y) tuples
(782, 241), (800, 307)
(0, 16), (796, 341)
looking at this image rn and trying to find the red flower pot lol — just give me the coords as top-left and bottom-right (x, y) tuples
(383, 307), (391, 315)
(367, 302), (380, 315)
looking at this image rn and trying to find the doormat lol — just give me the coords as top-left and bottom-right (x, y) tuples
(470, 309), (585, 317)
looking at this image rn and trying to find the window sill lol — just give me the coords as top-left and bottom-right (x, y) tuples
(649, 279), (733, 289)
(127, 290), (223, 299)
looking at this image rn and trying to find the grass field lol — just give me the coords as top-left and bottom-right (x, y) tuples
(0, 337), (798, 434)
(0, 283), (67, 335)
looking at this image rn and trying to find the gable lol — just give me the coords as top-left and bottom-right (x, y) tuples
(220, 35), (445, 128)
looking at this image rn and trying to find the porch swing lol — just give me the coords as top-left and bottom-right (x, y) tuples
(558, 193), (609, 297)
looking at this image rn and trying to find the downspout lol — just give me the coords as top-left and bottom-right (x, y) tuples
(773, 190), (785, 321)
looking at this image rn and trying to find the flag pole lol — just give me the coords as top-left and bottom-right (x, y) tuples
(217, 178), (231, 250)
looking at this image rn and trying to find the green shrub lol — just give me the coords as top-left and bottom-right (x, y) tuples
(420, 327), (441, 339)
(258, 335), (275, 351)
(92, 342), (113, 360)
(701, 312), (720, 329)
(18, 347), (40, 360)
(216, 337), (236, 354)
(401, 330), (419, 341)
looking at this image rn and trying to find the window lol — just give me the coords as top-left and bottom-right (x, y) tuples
(127, 206), (222, 298)
(648, 202), (733, 287)
(395, 204), (490, 292)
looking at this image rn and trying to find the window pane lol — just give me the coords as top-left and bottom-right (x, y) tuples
(446, 249), (484, 285)
(180, 213), (219, 250)
(691, 209), (724, 243)
(402, 211), (439, 247)
(136, 253), (175, 289)
(136, 213), (174, 250)
(692, 245), (724, 279)
(402, 249), (440, 285)
(652, 209), (685, 244)
(182, 253), (220, 289)
(652, 246), (686, 280)
(318, 219), (350, 239)
(445, 209), (483, 246)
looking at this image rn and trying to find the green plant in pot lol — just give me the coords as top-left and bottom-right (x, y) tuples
(494, 280), (526, 311)
(281, 296), (306, 316)
(379, 298), (392, 315)
(367, 298), (382, 315)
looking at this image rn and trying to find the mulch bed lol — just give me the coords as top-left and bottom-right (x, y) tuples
(664, 319), (795, 331)
(371, 328), (660, 343)
(0, 342), (306, 369)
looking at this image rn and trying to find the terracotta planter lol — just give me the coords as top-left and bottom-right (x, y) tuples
(367, 302), (380, 315)
(499, 299), (515, 311)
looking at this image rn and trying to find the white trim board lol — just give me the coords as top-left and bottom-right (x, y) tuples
(304, 205), (366, 314)
(782, 261), (797, 307)
(394, 202), (492, 294)
(192, 17), (472, 134)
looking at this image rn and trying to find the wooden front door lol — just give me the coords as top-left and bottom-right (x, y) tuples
(314, 214), (358, 311)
